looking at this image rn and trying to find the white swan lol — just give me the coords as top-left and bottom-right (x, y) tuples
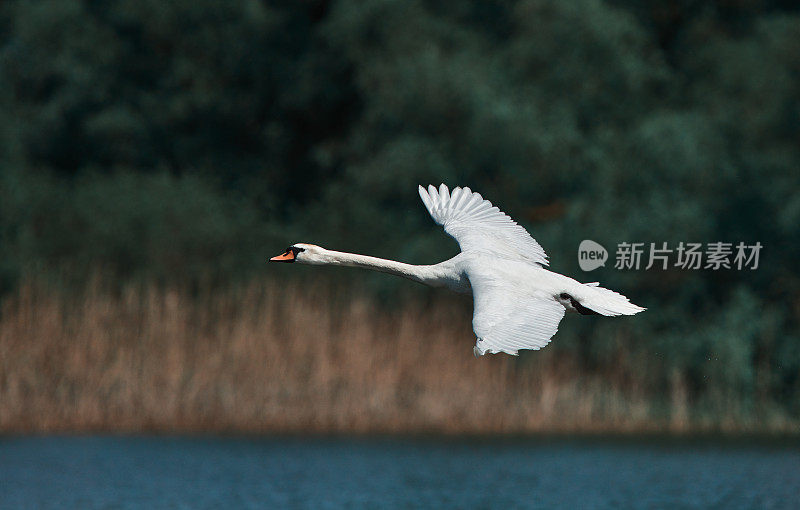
(271, 184), (645, 356)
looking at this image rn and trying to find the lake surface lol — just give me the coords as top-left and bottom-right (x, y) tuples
(1, 436), (798, 509)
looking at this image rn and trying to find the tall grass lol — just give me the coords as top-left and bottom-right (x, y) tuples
(0, 278), (795, 434)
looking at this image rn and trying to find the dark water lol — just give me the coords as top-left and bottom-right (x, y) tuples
(1, 436), (799, 509)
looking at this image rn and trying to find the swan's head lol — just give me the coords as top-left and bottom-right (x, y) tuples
(269, 243), (325, 264)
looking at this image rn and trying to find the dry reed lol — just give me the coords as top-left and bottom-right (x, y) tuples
(0, 278), (794, 434)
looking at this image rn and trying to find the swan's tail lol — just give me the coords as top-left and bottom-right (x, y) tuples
(573, 282), (646, 316)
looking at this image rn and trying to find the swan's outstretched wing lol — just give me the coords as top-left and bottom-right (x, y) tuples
(469, 273), (565, 356)
(418, 184), (549, 265)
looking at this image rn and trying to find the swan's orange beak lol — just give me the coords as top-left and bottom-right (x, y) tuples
(270, 250), (295, 263)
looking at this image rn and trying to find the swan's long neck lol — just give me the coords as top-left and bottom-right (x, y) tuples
(311, 248), (464, 290)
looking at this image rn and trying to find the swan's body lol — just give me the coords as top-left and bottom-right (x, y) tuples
(272, 184), (645, 356)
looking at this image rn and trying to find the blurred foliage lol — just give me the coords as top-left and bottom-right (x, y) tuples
(0, 0), (799, 418)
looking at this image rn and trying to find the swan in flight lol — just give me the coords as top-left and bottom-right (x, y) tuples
(271, 184), (645, 356)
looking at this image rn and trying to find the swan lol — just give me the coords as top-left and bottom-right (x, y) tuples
(271, 184), (645, 356)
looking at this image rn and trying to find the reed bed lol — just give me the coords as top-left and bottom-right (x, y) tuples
(0, 279), (792, 434)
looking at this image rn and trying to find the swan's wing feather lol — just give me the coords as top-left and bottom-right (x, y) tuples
(418, 184), (549, 265)
(469, 274), (565, 355)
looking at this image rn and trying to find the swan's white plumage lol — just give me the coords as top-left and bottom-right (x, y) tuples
(418, 184), (549, 266)
(569, 283), (646, 317)
(281, 184), (645, 356)
(417, 184), (644, 356)
(471, 278), (565, 355)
